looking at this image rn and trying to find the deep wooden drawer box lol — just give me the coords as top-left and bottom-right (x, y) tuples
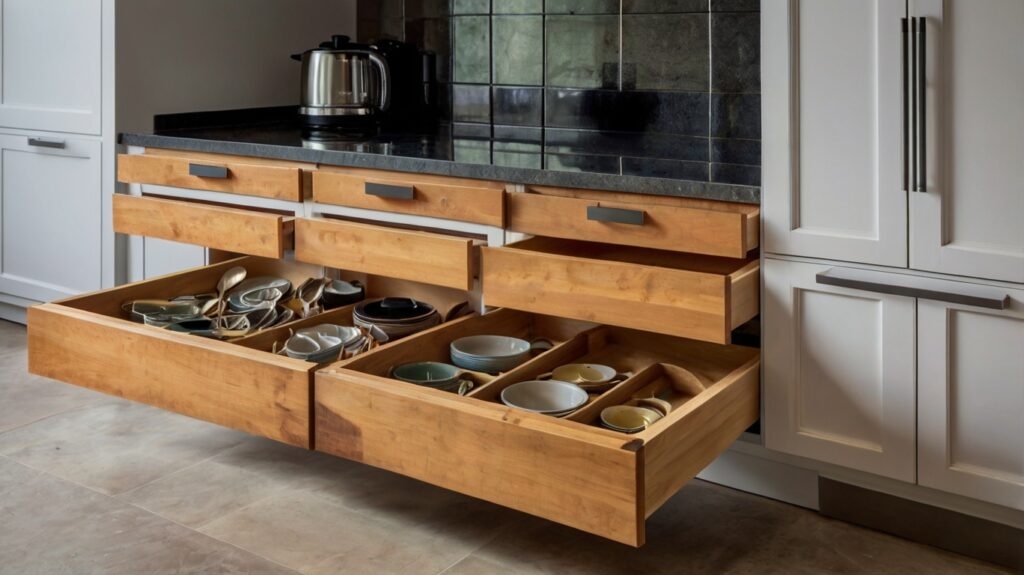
(113, 194), (294, 258)
(313, 166), (505, 226)
(117, 150), (307, 202)
(508, 187), (760, 258)
(295, 217), (479, 291)
(315, 309), (760, 546)
(481, 237), (759, 344)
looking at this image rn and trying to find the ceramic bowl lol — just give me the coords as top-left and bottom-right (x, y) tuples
(353, 297), (440, 340)
(322, 279), (365, 309)
(392, 361), (474, 395)
(500, 380), (588, 415)
(544, 363), (626, 391)
(449, 335), (537, 373)
(600, 405), (663, 433)
(284, 324), (362, 362)
(227, 277), (292, 312)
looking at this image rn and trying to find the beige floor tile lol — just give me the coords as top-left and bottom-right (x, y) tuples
(0, 456), (299, 575)
(0, 320), (26, 357)
(0, 352), (109, 433)
(0, 401), (247, 495)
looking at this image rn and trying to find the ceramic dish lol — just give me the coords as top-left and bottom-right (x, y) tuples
(450, 335), (549, 373)
(600, 405), (663, 433)
(500, 380), (588, 415)
(392, 361), (474, 395)
(538, 363), (629, 392)
(284, 324), (363, 362)
(226, 277), (293, 312)
(322, 279), (365, 309)
(353, 297), (440, 340)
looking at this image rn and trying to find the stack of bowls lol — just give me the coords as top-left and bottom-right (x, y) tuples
(391, 361), (474, 395)
(500, 380), (589, 417)
(283, 324), (363, 363)
(600, 405), (664, 433)
(449, 335), (535, 374)
(321, 279), (364, 309)
(353, 298), (440, 340)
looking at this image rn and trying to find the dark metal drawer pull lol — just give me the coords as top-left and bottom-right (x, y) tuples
(587, 205), (645, 226)
(188, 163), (229, 179)
(365, 182), (415, 200)
(27, 137), (66, 149)
(816, 268), (1010, 310)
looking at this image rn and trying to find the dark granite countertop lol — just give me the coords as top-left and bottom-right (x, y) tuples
(120, 108), (759, 204)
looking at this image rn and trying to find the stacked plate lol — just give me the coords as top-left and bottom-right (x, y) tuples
(283, 324), (364, 363)
(353, 298), (440, 340)
(450, 335), (533, 374)
(226, 277), (293, 313)
(599, 405), (664, 433)
(322, 279), (365, 309)
(500, 380), (588, 417)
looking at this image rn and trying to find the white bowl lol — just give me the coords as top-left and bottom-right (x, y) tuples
(451, 335), (531, 359)
(500, 380), (588, 415)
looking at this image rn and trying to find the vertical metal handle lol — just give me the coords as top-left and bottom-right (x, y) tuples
(917, 17), (927, 193)
(27, 137), (66, 149)
(911, 17), (918, 194)
(901, 18), (910, 193)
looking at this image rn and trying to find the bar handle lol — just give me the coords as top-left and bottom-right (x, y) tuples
(365, 181), (415, 200)
(917, 16), (927, 193)
(587, 205), (646, 226)
(911, 17), (918, 194)
(816, 268), (1010, 310)
(27, 137), (66, 150)
(901, 18), (910, 194)
(188, 163), (229, 179)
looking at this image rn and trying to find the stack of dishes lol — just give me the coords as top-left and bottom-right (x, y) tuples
(500, 380), (588, 417)
(322, 279), (364, 309)
(450, 335), (537, 374)
(226, 277), (293, 313)
(283, 324), (364, 363)
(600, 404), (666, 434)
(353, 298), (440, 340)
(391, 361), (474, 395)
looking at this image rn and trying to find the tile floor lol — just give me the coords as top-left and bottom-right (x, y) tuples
(0, 320), (1013, 575)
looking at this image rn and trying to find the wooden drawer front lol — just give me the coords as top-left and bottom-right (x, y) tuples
(113, 194), (294, 258)
(313, 167), (505, 226)
(315, 310), (760, 546)
(482, 238), (759, 344)
(508, 188), (759, 258)
(295, 217), (476, 290)
(118, 153), (304, 201)
(27, 257), (325, 448)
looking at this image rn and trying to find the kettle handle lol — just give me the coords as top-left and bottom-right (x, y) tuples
(368, 51), (391, 112)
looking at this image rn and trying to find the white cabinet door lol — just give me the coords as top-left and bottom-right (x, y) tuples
(0, 0), (102, 134)
(0, 134), (102, 301)
(763, 0), (908, 267)
(910, 0), (1024, 283)
(142, 238), (206, 281)
(764, 259), (917, 481)
(918, 290), (1024, 511)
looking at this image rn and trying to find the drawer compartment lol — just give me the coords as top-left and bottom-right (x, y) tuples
(482, 238), (759, 344)
(113, 194), (294, 258)
(314, 309), (760, 546)
(508, 187), (759, 258)
(313, 167), (505, 226)
(118, 151), (306, 201)
(295, 217), (478, 291)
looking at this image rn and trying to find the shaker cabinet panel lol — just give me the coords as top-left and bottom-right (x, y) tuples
(910, 0), (1024, 283)
(0, 0), (103, 134)
(918, 291), (1024, 511)
(762, 0), (907, 266)
(764, 259), (916, 482)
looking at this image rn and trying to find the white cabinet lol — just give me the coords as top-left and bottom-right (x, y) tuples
(918, 291), (1024, 511)
(764, 258), (917, 482)
(137, 238), (206, 281)
(763, 0), (908, 267)
(0, 134), (102, 302)
(0, 0), (103, 134)
(910, 0), (1024, 283)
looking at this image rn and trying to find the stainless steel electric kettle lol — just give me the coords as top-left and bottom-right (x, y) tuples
(292, 35), (391, 131)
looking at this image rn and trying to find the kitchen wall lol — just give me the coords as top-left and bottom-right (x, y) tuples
(357, 0), (760, 186)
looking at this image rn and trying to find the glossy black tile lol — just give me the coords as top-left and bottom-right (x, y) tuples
(545, 15), (619, 88)
(623, 0), (709, 13)
(711, 137), (760, 165)
(452, 84), (491, 123)
(406, 18), (452, 82)
(494, 0), (544, 13)
(711, 0), (760, 11)
(622, 156), (709, 181)
(622, 13), (709, 91)
(711, 93), (760, 139)
(711, 162), (760, 186)
(544, 0), (620, 14)
(452, 122), (492, 138)
(545, 153), (621, 174)
(357, 0), (405, 42)
(453, 16), (490, 83)
(545, 89), (708, 136)
(493, 125), (543, 143)
(545, 128), (709, 161)
(493, 87), (543, 126)
(493, 15), (544, 85)
(711, 11), (760, 93)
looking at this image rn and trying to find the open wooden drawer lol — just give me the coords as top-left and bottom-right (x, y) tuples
(117, 150), (307, 201)
(313, 166), (506, 227)
(27, 257), (471, 449)
(113, 194), (295, 258)
(508, 187), (759, 258)
(295, 216), (481, 291)
(482, 237), (759, 344)
(314, 309), (760, 546)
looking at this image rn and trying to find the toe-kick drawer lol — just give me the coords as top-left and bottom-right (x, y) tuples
(508, 187), (759, 258)
(482, 237), (759, 344)
(314, 309), (760, 546)
(295, 217), (478, 291)
(113, 194), (294, 258)
(117, 151), (306, 201)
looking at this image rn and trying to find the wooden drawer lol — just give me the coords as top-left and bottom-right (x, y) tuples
(508, 187), (759, 258)
(117, 150), (307, 202)
(315, 309), (760, 546)
(482, 237), (759, 344)
(113, 194), (294, 258)
(295, 217), (478, 291)
(313, 166), (505, 226)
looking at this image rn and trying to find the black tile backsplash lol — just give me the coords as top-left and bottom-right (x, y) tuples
(356, 0), (761, 188)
